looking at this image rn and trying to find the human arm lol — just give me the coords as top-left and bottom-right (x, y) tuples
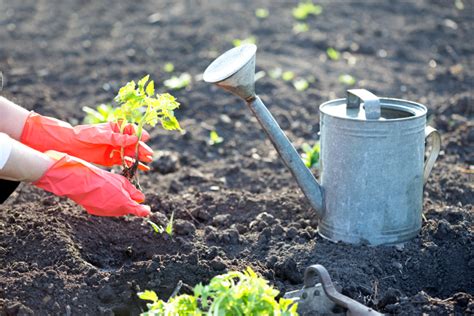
(0, 133), (150, 217)
(0, 96), (153, 168)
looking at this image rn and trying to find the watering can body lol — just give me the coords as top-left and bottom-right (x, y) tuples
(204, 44), (440, 246)
(318, 95), (439, 245)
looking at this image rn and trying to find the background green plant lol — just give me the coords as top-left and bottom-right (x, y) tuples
(138, 267), (298, 316)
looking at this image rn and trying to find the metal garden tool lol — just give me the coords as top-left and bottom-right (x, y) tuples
(284, 264), (383, 315)
(203, 44), (441, 245)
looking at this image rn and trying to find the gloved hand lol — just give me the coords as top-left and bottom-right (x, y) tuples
(20, 112), (153, 168)
(34, 151), (151, 217)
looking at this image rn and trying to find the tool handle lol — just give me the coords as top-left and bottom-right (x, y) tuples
(347, 89), (381, 120)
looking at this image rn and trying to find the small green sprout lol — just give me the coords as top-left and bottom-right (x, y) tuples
(302, 142), (320, 168)
(293, 22), (309, 34)
(269, 67), (283, 79)
(209, 130), (224, 145)
(148, 220), (164, 234)
(282, 71), (295, 81)
(163, 62), (175, 73)
(148, 212), (174, 237)
(165, 211), (174, 237)
(292, 1), (322, 20)
(338, 74), (356, 86)
(232, 36), (257, 47)
(82, 104), (115, 124)
(255, 8), (269, 19)
(326, 47), (341, 61)
(164, 73), (191, 90)
(293, 78), (309, 91)
(138, 267), (298, 315)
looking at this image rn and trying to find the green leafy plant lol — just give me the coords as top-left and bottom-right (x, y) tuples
(164, 73), (191, 90)
(208, 130), (224, 146)
(292, 2), (322, 20)
(301, 142), (320, 168)
(255, 8), (269, 19)
(326, 47), (340, 61)
(232, 36), (257, 47)
(83, 75), (182, 188)
(148, 220), (164, 234)
(138, 267), (298, 315)
(338, 74), (356, 86)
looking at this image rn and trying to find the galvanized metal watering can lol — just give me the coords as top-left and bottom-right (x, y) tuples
(203, 44), (441, 245)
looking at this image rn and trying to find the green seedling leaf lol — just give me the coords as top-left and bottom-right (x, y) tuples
(269, 67), (282, 79)
(301, 142), (320, 168)
(164, 73), (191, 90)
(209, 130), (224, 145)
(232, 36), (257, 47)
(165, 212), (174, 237)
(282, 71), (295, 81)
(292, 2), (322, 20)
(254, 70), (266, 82)
(82, 104), (115, 124)
(338, 74), (356, 86)
(163, 62), (175, 73)
(147, 220), (164, 234)
(138, 290), (159, 302)
(293, 78), (309, 91)
(255, 8), (269, 19)
(326, 47), (340, 61)
(293, 22), (309, 33)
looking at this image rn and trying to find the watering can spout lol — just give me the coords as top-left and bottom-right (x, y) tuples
(203, 44), (324, 216)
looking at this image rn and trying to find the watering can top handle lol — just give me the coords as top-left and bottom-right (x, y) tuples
(347, 89), (381, 120)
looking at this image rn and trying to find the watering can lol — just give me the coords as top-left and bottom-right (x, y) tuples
(203, 44), (441, 245)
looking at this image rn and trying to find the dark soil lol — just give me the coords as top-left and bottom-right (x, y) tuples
(1, 0), (473, 315)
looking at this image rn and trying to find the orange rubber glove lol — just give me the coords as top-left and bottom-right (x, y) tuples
(20, 112), (153, 168)
(34, 151), (151, 217)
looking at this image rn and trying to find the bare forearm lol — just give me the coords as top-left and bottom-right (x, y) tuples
(0, 133), (54, 182)
(0, 96), (30, 140)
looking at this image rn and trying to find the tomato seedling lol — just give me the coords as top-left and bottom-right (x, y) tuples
(83, 75), (182, 188)
(138, 267), (298, 315)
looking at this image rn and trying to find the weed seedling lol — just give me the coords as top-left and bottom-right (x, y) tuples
(338, 74), (356, 86)
(326, 47), (341, 61)
(302, 142), (320, 168)
(138, 267), (298, 315)
(255, 8), (269, 19)
(147, 211), (174, 237)
(164, 73), (191, 90)
(209, 130), (224, 145)
(165, 211), (174, 237)
(293, 22), (309, 34)
(282, 71), (295, 82)
(232, 36), (257, 47)
(293, 78), (309, 91)
(163, 62), (175, 73)
(292, 1), (322, 20)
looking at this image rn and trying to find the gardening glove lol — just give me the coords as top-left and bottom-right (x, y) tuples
(34, 151), (151, 217)
(20, 112), (153, 169)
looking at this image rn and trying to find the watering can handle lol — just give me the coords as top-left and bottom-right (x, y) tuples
(346, 89), (381, 120)
(423, 126), (441, 184)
